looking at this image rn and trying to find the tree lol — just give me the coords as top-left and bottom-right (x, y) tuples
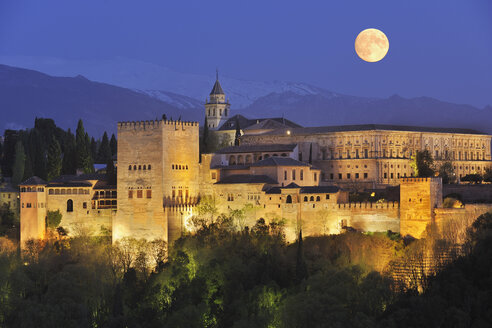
(90, 137), (97, 162)
(295, 229), (308, 283)
(1, 130), (19, 177)
(76, 120), (94, 173)
(410, 150), (434, 177)
(109, 133), (117, 157)
(46, 210), (62, 229)
(97, 132), (112, 164)
(46, 135), (62, 181)
(106, 157), (116, 185)
(11, 141), (25, 185)
(201, 116), (209, 154)
(234, 116), (241, 146)
(438, 161), (456, 184)
(23, 151), (34, 181)
(461, 174), (482, 184)
(483, 167), (492, 183)
(62, 130), (77, 175)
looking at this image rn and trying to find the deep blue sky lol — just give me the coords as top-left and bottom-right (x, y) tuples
(0, 0), (491, 107)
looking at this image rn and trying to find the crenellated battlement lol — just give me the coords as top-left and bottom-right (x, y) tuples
(117, 119), (199, 130)
(400, 177), (441, 183)
(337, 201), (399, 209)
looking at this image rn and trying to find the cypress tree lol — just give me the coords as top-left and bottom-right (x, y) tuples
(75, 120), (93, 173)
(309, 143), (313, 164)
(90, 137), (97, 162)
(62, 130), (77, 175)
(106, 157), (116, 185)
(97, 132), (112, 164)
(234, 116), (241, 146)
(295, 229), (308, 284)
(110, 134), (117, 157)
(32, 131), (47, 180)
(23, 151), (34, 181)
(11, 141), (25, 185)
(202, 116), (209, 153)
(1, 130), (19, 177)
(46, 135), (62, 181)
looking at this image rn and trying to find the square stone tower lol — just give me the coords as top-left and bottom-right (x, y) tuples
(114, 119), (199, 244)
(19, 177), (47, 247)
(400, 177), (442, 238)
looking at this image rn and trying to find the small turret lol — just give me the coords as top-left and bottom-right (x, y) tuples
(205, 70), (230, 130)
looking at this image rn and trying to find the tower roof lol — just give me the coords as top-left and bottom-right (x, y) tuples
(210, 79), (225, 95)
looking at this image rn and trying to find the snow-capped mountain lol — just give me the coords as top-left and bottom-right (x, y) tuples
(0, 56), (335, 109)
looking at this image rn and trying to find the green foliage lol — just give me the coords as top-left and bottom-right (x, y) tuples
(438, 161), (456, 184)
(0, 204), (17, 236)
(76, 119), (94, 173)
(109, 133), (117, 157)
(46, 210), (62, 229)
(97, 132), (112, 164)
(461, 173), (482, 184)
(46, 135), (62, 181)
(11, 141), (25, 185)
(410, 150), (435, 177)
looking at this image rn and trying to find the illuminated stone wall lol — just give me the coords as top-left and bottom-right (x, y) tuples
(242, 129), (492, 186)
(114, 119), (200, 244)
(19, 186), (46, 246)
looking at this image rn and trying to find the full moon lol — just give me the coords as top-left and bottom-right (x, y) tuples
(355, 28), (389, 62)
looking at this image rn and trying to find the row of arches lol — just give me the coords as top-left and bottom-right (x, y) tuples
(228, 153), (288, 165)
(172, 164), (189, 170)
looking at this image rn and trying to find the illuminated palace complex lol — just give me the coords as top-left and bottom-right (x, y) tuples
(19, 77), (492, 247)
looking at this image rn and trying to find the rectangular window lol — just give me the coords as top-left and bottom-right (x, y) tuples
(26, 203), (32, 208)
(347, 173), (351, 179)
(355, 173), (359, 179)
(364, 173), (368, 179)
(147, 190), (152, 199)
(284, 171), (287, 180)
(300, 170), (304, 181)
(330, 173), (334, 180)
(356, 149), (359, 158)
(211, 172), (217, 179)
(314, 173), (317, 181)
(137, 190), (143, 198)
(390, 173), (394, 179)
(83, 202), (87, 209)
(292, 170), (296, 180)
(338, 173), (342, 179)
(128, 190), (133, 199)
(326, 194), (330, 200)
(364, 149), (368, 158)
(384, 173), (387, 179)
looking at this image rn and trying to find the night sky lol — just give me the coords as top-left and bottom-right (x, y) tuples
(0, 0), (491, 107)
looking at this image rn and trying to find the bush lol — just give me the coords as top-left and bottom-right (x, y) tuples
(46, 210), (62, 228)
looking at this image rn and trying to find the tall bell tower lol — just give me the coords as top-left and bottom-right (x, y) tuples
(205, 70), (230, 130)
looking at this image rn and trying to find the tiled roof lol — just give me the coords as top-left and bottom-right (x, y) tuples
(215, 174), (278, 184)
(265, 185), (340, 194)
(0, 184), (18, 192)
(20, 176), (46, 186)
(46, 182), (93, 188)
(216, 143), (297, 154)
(210, 79), (225, 95)
(50, 174), (106, 183)
(218, 114), (302, 131)
(258, 124), (487, 136)
(251, 157), (310, 167)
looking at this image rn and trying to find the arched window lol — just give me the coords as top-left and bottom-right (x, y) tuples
(310, 196), (314, 201)
(148, 165), (151, 170)
(143, 165), (146, 170)
(133, 165), (137, 170)
(304, 196), (308, 201)
(264, 154), (270, 159)
(138, 165), (141, 170)
(229, 155), (236, 165)
(128, 165), (132, 170)
(286, 195), (292, 204)
(316, 196), (321, 202)
(172, 164), (175, 170)
(186, 165), (189, 170)
(67, 199), (73, 212)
